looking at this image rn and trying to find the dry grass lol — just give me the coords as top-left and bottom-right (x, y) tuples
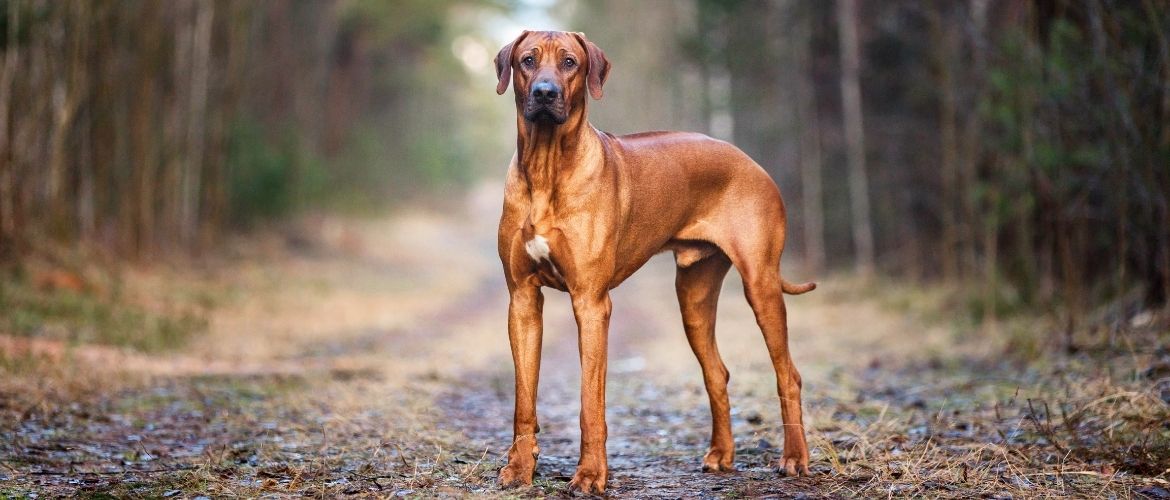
(792, 280), (1170, 498)
(1, 195), (1168, 498)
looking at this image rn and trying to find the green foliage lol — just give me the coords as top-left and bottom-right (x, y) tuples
(977, 4), (1169, 309)
(0, 278), (207, 352)
(342, 0), (455, 45)
(227, 120), (293, 222)
(323, 121), (474, 212)
(227, 119), (328, 224)
(1, 0), (510, 260)
(319, 0), (483, 207)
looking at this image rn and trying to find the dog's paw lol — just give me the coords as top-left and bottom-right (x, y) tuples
(777, 455), (811, 477)
(701, 447), (735, 472)
(568, 465), (607, 495)
(499, 438), (539, 488)
(498, 461), (535, 488)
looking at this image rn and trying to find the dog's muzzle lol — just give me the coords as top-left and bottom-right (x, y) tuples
(524, 81), (567, 124)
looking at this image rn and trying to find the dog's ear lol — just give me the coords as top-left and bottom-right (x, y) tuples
(572, 32), (610, 100)
(495, 31), (530, 95)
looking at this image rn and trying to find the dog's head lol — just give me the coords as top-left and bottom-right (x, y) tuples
(494, 31), (610, 125)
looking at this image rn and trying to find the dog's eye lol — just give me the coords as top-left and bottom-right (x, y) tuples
(563, 58), (576, 69)
(521, 56), (535, 68)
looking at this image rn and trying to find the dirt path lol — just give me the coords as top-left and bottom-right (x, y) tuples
(2, 183), (1166, 498)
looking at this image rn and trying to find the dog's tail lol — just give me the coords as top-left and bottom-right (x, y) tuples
(781, 279), (817, 295)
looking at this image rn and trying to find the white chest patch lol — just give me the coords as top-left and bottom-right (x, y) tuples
(525, 235), (551, 262)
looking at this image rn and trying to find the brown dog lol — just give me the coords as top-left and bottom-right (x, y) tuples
(494, 31), (816, 494)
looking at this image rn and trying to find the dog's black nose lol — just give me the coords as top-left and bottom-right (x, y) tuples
(531, 81), (560, 104)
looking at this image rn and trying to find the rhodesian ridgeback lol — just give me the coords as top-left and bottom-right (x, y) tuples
(494, 30), (816, 494)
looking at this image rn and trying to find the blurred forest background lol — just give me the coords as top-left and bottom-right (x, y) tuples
(1, 0), (1168, 323)
(2, 1), (1169, 496)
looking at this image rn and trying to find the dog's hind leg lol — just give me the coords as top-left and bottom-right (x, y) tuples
(736, 259), (811, 476)
(675, 250), (736, 472)
(713, 203), (811, 476)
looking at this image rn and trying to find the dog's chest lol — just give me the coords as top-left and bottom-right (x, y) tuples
(518, 211), (568, 288)
(510, 185), (594, 290)
(524, 235), (551, 262)
(524, 231), (563, 279)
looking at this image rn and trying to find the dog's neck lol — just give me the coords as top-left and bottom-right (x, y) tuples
(514, 111), (598, 191)
(514, 108), (602, 232)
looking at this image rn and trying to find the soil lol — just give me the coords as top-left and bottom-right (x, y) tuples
(1, 183), (1167, 498)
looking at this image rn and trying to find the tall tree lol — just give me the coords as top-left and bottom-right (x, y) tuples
(0, 0), (19, 260)
(928, 3), (960, 283)
(836, 0), (874, 276)
(793, 9), (824, 275)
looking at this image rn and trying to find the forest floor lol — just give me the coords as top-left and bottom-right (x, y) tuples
(1, 183), (1169, 499)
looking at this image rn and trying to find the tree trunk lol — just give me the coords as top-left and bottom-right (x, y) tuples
(47, 2), (86, 239)
(836, 0), (874, 276)
(182, 0), (214, 247)
(0, 0), (19, 261)
(794, 14), (824, 276)
(929, 3), (960, 283)
(983, 184), (1000, 333)
(1153, 0), (1170, 307)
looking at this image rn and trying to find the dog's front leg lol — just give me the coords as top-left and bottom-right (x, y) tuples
(568, 290), (611, 495)
(499, 285), (544, 487)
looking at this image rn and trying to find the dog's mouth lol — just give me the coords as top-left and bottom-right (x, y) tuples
(523, 101), (568, 125)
